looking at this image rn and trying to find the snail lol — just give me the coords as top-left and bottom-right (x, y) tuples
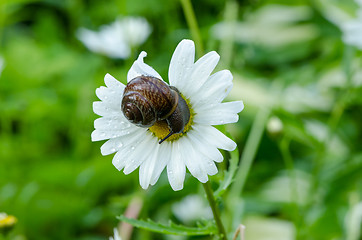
(121, 76), (190, 144)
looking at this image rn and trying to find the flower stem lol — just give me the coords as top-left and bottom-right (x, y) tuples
(180, 0), (204, 57)
(203, 181), (227, 240)
(229, 107), (271, 197)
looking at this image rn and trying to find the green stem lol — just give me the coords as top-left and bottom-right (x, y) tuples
(180, 0), (204, 57)
(229, 107), (271, 197)
(278, 136), (301, 238)
(203, 181), (227, 240)
(219, 0), (238, 69)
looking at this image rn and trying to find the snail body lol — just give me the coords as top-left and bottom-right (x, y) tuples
(121, 76), (190, 143)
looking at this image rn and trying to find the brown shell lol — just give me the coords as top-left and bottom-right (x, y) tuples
(121, 76), (178, 127)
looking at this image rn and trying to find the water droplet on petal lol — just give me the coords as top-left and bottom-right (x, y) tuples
(131, 146), (135, 150)
(111, 148), (116, 152)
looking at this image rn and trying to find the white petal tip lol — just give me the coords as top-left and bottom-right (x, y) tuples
(104, 73), (112, 79)
(91, 130), (100, 142)
(198, 176), (209, 183)
(139, 51), (147, 59)
(238, 101), (245, 113)
(179, 39), (195, 47)
(170, 184), (184, 191)
(228, 141), (237, 151)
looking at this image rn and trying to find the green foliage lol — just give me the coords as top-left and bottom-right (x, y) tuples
(117, 215), (217, 236)
(0, 0), (362, 239)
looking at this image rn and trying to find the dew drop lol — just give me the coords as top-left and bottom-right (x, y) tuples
(131, 146), (135, 150)
(111, 148), (116, 152)
(118, 142), (123, 148)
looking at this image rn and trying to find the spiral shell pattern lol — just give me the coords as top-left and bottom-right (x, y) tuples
(121, 76), (178, 127)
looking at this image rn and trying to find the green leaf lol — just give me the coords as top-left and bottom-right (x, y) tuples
(117, 215), (217, 236)
(214, 147), (239, 198)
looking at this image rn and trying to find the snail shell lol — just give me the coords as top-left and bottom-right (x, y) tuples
(121, 76), (190, 143)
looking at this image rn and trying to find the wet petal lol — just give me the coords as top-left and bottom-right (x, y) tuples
(194, 101), (244, 125)
(127, 51), (162, 82)
(194, 125), (237, 151)
(93, 101), (122, 117)
(139, 141), (160, 189)
(182, 51), (220, 98)
(111, 129), (147, 170)
(104, 73), (125, 90)
(168, 39), (195, 89)
(167, 141), (186, 191)
(181, 136), (208, 183)
(191, 70), (233, 107)
(150, 141), (171, 186)
(187, 130), (224, 163)
(123, 133), (155, 174)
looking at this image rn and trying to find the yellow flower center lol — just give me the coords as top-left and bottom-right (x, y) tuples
(0, 215), (17, 228)
(149, 98), (194, 142)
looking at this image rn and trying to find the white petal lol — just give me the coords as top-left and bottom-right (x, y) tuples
(94, 116), (131, 130)
(123, 133), (156, 174)
(187, 130), (223, 163)
(168, 39), (195, 89)
(77, 27), (130, 59)
(150, 141), (171, 186)
(194, 125), (237, 151)
(100, 137), (126, 155)
(95, 86), (123, 109)
(181, 136), (208, 183)
(93, 101), (122, 117)
(182, 51), (220, 98)
(191, 70), (233, 107)
(112, 150), (128, 171)
(182, 135), (218, 177)
(194, 101), (244, 125)
(104, 73), (125, 90)
(167, 141), (186, 191)
(201, 158), (218, 176)
(77, 28), (103, 52)
(139, 142), (160, 189)
(111, 129), (147, 170)
(91, 126), (138, 141)
(127, 51), (162, 82)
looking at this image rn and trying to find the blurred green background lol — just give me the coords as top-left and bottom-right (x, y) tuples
(0, 0), (362, 239)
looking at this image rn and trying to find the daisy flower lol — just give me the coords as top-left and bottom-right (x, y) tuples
(92, 39), (244, 191)
(0, 212), (17, 230)
(77, 16), (151, 59)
